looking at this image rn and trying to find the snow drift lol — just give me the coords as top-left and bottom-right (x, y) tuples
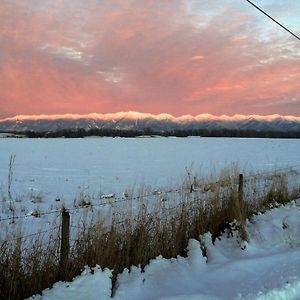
(29, 200), (300, 300)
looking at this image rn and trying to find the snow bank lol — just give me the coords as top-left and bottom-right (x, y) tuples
(29, 201), (300, 300)
(28, 266), (112, 300)
(113, 201), (300, 300)
(240, 280), (300, 300)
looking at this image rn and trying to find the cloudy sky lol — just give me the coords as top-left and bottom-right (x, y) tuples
(0, 0), (300, 118)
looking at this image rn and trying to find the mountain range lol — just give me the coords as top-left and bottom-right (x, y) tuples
(0, 112), (300, 134)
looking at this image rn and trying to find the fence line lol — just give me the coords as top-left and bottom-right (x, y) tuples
(1, 168), (300, 283)
(4, 226), (60, 243)
(1, 164), (300, 223)
(64, 164), (300, 213)
(0, 209), (61, 222)
(243, 164), (300, 181)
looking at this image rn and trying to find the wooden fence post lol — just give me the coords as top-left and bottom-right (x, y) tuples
(238, 173), (248, 242)
(238, 174), (243, 204)
(59, 207), (70, 280)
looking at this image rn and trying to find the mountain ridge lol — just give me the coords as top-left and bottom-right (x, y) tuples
(0, 112), (300, 133)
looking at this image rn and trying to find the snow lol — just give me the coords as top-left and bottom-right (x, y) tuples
(29, 267), (112, 300)
(1, 137), (300, 258)
(1, 137), (300, 299)
(0, 137), (300, 208)
(29, 201), (300, 300)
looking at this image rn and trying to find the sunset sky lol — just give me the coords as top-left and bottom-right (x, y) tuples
(0, 0), (300, 118)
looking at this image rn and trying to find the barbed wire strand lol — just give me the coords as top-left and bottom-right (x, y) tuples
(0, 209), (61, 222)
(1, 164), (300, 222)
(4, 226), (60, 243)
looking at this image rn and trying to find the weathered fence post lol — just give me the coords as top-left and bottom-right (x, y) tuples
(237, 173), (248, 242)
(59, 207), (70, 280)
(238, 174), (243, 204)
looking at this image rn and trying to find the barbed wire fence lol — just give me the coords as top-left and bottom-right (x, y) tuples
(2, 163), (300, 221)
(1, 164), (300, 225)
(1, 164), (300, 279)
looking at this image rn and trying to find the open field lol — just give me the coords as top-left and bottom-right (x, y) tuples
(0, 137), (300, 206)
(0, 137), (300, 299)
(1, 137), (300, 243)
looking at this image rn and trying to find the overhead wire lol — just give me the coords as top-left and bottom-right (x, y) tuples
(245, 0), (300, 41)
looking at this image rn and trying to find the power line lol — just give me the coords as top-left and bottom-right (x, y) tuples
(245, 0), (300, 41)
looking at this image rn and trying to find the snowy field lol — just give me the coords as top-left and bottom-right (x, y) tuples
(0, 137), (300, 209)
(29, 200), (300, 300)
(0, 136), (300, 239)
(1, 137), (300, 299)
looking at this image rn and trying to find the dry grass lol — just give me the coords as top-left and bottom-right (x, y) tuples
(0, 232), (60, 300)
(0, 169), (298, 299)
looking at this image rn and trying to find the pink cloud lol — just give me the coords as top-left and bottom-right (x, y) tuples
(0, 0), (299, 117)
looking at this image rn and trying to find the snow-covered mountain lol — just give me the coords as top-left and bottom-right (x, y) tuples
(0, 112), (300, 133)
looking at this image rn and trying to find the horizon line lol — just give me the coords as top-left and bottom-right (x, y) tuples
(0, 111), (300, 123)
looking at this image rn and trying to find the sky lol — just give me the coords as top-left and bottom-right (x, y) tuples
(0, 0), (300, 118)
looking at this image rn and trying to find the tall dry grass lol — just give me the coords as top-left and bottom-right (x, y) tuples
(0, 232), (60, 300)
(0, 169), (298, 299)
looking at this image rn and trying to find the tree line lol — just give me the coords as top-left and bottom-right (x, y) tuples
(14, 128), (300, 138)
